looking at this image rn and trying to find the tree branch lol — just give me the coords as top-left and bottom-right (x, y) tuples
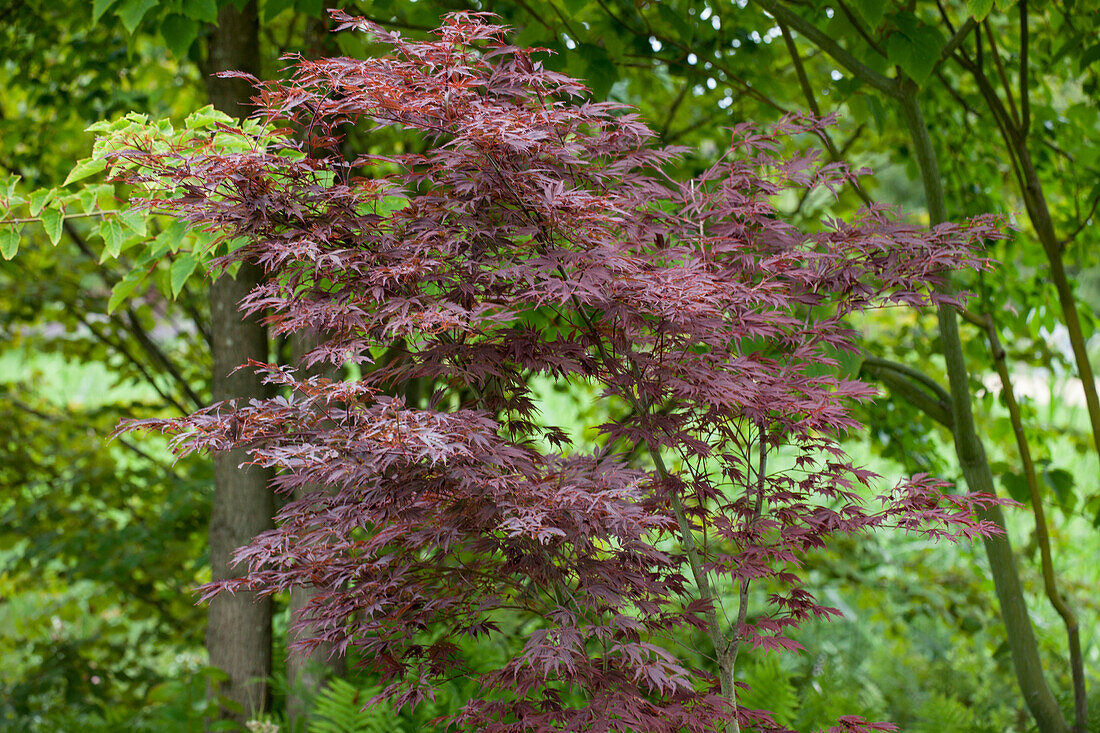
(1020, 0), (1030, 135)
(753, 0), (899, 98)
(860, 355), (953, 428)
(966, 307), (1086, 732)
(933, 17), (977, 78)
(983, 20), (1021, 131)
(778, 21), (872, 209)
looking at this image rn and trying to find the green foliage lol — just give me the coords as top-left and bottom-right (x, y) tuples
(0, 106), (279, 308)
(910, 692), (978, 733)
(739, 655), (799, 728)
(307, 678), (403, 733)
(140, 665), (241, 732)
(884, 12), (946, 85)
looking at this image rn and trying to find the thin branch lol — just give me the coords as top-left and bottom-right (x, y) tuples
(950, 48), (1029, 195)
(1060, 192), (1100, 246)
(727, 423), (768, 674)
(861, 354), (952, 405)
(178, 294), (214, 352)
(587, 0), (790, 119)
(659, 81), (691, 140)
(753, 0), (899, 98)
(1020, 0), (1030, 135)
(932, 17), (977, 78)
(4, 394), (183, 478)
(346, 6), (434, 33)
(664, 107), (732, 145)
(860, 355), (953, 429)
(779, 21), (822, 117)
(0, 210), (112, 225)
(935, 0), (958, 36)
(778, 21), (872, 210)
(62, 216), (206, 409)
(834, 0), (887, 56)
(934, 69), (980, 117)
(967, 307), (1087, 732)
(124, 307), (204, 409)
(72, 310), (191, 415)
(983, 20), (1021, 131)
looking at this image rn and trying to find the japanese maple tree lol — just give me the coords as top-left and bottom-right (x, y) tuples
(115, 12), (1006, 732)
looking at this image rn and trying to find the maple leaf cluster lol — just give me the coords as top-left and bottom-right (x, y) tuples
(116, 11), (1008, 732)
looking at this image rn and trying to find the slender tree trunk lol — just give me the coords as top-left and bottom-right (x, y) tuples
(753, 5), (1072, 731)
(201, 2), (274, 725)
(286, 328), (345, 730)
(899, 86), (1069, 733)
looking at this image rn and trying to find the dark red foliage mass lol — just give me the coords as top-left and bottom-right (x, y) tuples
(116, 12), (1007, 732)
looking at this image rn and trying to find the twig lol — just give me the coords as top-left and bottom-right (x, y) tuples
(754, 0), (899, 98)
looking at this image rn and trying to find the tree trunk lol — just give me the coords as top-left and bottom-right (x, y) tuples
(201, 1), (274, 725)
(899, 86), (1069, 733)
(286, 328), (345, 730)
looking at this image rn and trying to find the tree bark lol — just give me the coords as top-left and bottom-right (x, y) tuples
(201, 2), (274, 726)
(286, 328), (345, 729)
(899, 87), (1069, 733)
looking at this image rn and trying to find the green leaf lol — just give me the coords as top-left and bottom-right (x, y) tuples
(92, 0), (121, 23)
(294, 0), (323, 15)
(41, 206), (64, 246)
(1001, 471), (1030, 504)
(146, 682), (176, 705)
(169, 253), (199, 297)
(655, 3), (693, 42)
(1041, 466), (1076, 514)
(0, 225), (20, 260)
(185, 105), (232, 130)
(2, 174), (20, 199)
(577, 43), (617, 98)
(377, 195), (408, 216)
(115, 0), (159, 34)
(78, 185), (107, 214)
(1080, 44), (1100, 71)
(118, 208), (149, 237)
(63, 158), (108, 187)
(161, 14), (199, 58)
(28, 189), (54, 217)
(189, 229), (220, 257)
(154, 220), (189, 255)
(865, 94), (888, 135)
(967, 0), (994, 20)
(853, 0), (885, 28)
(101, 217), (126, 260)
(107, 270), (145, 313)
(561, 0), (591, 15)
(886, 13), (946, 85)
(183, 0), (218, 23)
(262, 0), (295, 21)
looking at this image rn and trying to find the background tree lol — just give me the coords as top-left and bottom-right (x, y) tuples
(201, 2), (278, 724)
(0, 0), (344, 726)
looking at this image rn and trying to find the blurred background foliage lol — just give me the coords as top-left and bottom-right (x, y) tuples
(2, 0), (1100, 730)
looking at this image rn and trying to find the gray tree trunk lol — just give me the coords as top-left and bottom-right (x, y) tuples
(286, 328), (346, 730)
(201, 1), (274, 725)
